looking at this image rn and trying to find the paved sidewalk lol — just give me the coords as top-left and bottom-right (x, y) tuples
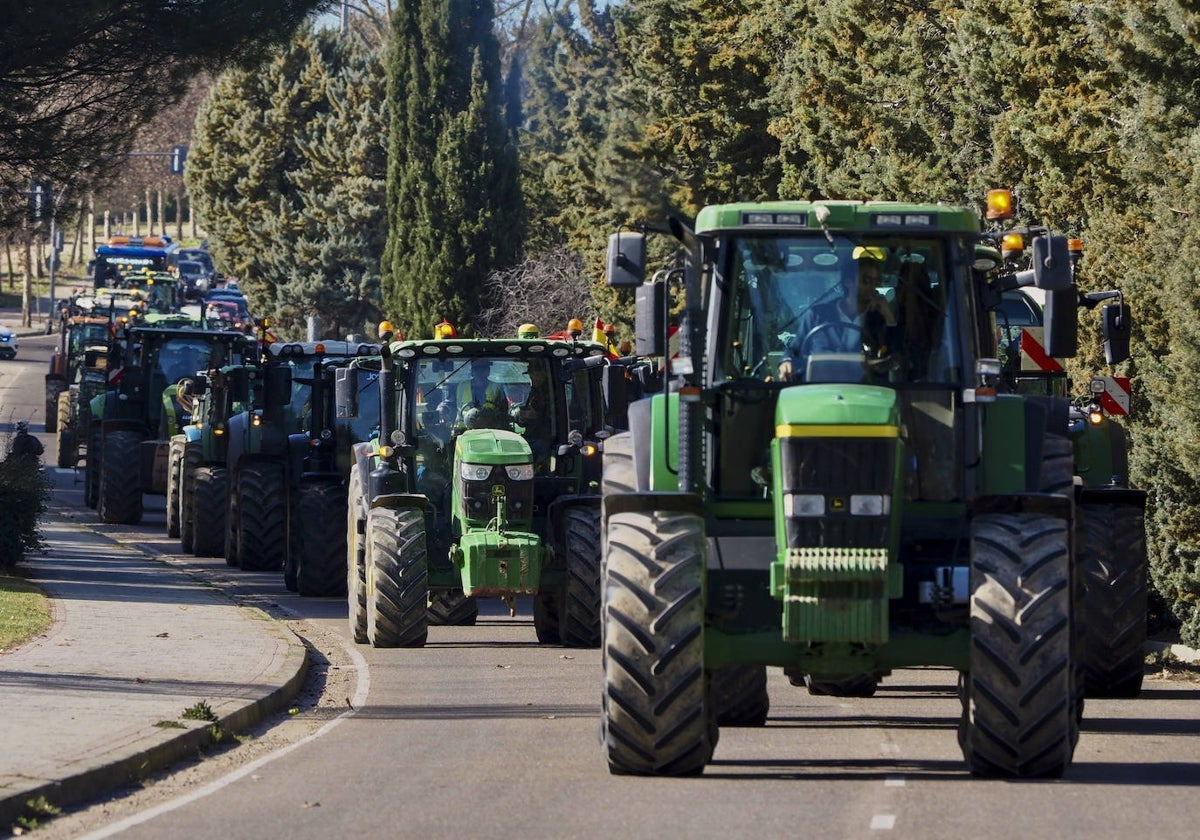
(0, 508), (308, 831)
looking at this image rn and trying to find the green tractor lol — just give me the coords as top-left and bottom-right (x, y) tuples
(170, 359), (263, 556)
(597, 196), (1116, 778)
(340, 326), (616, 648)
(88, 323), (255, 525)
(285, 347), (382, 596)
(994, 237), (1145, 699)
(223, 340), (380, 580)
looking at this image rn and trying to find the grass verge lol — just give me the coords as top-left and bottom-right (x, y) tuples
(0, 572), (51, 652)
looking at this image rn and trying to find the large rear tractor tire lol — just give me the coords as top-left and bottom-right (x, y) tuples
(602, 509), (713, 776)
(710, 664), (770, 727)
(179, 441), (200, 554)
(961, 513), (1075, 778)
(191, 467), (228, 557)
(236, 462), (287, 571)
(98, 430), (144, 525)
(346, 469), (368, 643)
(296, 481), (350, 597)
(1080, 503), (1147, 698)
(55, 390), (75, 468)
(365, 506), (429, 648)
(165, 436), (184, 539)
(559, 505), (602, 648)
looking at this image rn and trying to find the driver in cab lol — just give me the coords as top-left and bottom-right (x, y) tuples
(779, 246), (894, 381)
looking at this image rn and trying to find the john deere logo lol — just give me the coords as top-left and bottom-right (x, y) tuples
(830, 497), (847, 512)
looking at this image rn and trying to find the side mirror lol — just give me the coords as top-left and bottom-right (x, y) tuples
(265, 364), (292, 409)
(335, 366), (359, 419)
(1102, 301), (1131, 364)
(224, 367), (251, 403)
(1031, 235), (1072, 291)
(606, 231), (646, 288)
(1043, 287), (1078, 358)
(635, 280), (666, 357)
(602, 365), (630, 431)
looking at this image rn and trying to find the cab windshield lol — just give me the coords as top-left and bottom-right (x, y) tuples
(721, 235), (961, 386)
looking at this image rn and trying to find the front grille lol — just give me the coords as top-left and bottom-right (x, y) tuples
(460, 471), (535, 522)
(780, 437), (895, 549)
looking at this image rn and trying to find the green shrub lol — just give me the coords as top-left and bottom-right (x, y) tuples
(0, 456), (49, 570)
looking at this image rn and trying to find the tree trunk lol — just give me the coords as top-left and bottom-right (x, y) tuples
(71, 197), (85, 267)
(21, 233), (32, 328)
(103, 208), (111, 241)
(176, 192), (184, 240)
(157, 189), (165, 237)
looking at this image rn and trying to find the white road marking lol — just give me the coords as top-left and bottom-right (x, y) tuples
(885, 775), (906, 787)
(75, 635), (371, 839)
(870, 814), (897, 830)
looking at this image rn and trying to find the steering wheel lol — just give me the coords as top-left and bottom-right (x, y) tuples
(798, 321), (862, 364)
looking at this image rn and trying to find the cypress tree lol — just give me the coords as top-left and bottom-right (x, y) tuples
(382, 0), (523, 339)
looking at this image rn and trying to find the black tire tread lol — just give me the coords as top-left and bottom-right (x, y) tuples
(191, 467), (227, 557)
(963, 512), (1075, 778)
(237, 462), (287, 571)
(366, 506), (429, 647)
(560, 505), (602, 648)
(296, 481), (350, 597)
(1080, 503), (1147, 698)
(98, 430), (143, 525)
(602, 510), (713, 776)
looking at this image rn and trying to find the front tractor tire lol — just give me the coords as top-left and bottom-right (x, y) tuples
(236, 462), (287, 571)
(365, 507), (429, 648)
(1080, 503), (1148, 698)
(346, 469), (368, 643)
(55, 389), (75, 468)
(961, 512), (1075, 778)
(191, 467), (228, 557)
(428, 591), (479, 626)
(602, 509), (713, 776)
(295, 481), (350, 597)
(98, 430), (144, 525)
(559, 505), (602, 648)
(165, 436), (184, 539)
(710, 664), (770, 727)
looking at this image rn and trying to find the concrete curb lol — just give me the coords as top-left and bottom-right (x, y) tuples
(1146, 640), (1200, 664)
(0, 508), (310, 832)
(0, 627), (308, 831)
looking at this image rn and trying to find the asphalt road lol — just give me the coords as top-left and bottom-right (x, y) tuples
(5, 330), (1200, 840)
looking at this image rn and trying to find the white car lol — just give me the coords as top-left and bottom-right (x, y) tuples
(0, 324), (17, 360)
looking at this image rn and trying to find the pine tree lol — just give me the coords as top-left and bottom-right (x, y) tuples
(187, 30), (387, 339)
(381, 0), (523, 339)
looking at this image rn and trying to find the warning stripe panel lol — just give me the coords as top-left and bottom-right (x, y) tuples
(1100, 376), (1131, 416)
(1020, 328), (1064, 372)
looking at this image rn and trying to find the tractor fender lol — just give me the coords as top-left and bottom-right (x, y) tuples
(368, 492), (432, 514)
(1077, 485), (1146, 509)
(626, 397), (653, 493)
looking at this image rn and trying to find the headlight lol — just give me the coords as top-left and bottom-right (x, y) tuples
(460, 463), (492, 481)
(786, 494), (824, 517)
(850, 494), (889, 516)
(504, 464), (534, 481)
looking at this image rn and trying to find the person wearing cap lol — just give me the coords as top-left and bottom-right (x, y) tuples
(8, 420), (44, 462)
(779, 246), (895, 381)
